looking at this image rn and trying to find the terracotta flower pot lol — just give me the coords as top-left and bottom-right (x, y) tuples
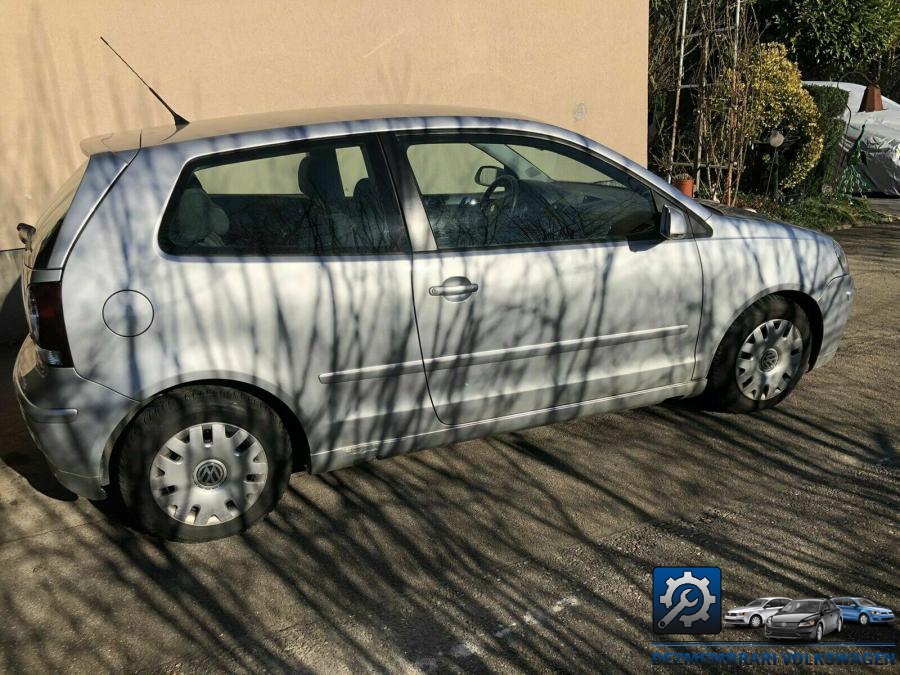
(672, 175), (694, 197)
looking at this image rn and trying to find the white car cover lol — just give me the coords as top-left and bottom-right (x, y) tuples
(805, 81), (900, 196)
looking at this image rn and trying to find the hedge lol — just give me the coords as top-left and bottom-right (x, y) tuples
(797, 84), (851, 195)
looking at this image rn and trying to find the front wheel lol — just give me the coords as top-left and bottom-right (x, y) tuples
(706, 295), (812, 413)
(815, 623), (823, 642)
(750, 615), (762, 628)
(860, 613), (869, 626)
(837, 617), (843, 633)
(113, 385), (293, 542)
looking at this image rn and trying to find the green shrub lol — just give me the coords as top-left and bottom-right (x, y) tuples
(742, 44), (825, 191)
(797, 85), (851, 195)
(735, 193), (888, 231)
(805, 85), (851, 119)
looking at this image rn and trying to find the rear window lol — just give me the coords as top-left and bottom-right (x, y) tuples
(159, 138), (408, 256)
(28, 161), (88, 268)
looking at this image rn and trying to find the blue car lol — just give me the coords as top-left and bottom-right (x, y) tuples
(831, 597), (895, 626)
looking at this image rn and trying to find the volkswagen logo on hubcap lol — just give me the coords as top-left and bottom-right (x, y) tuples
(760, 348), (780, 372)
(193, 459), (227, 489)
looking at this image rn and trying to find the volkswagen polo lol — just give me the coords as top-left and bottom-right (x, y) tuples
(14, 106), (855, 541)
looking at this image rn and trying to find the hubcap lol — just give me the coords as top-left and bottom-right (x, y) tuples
(150, 422), (269, 526)
(735, 319), (804, 400)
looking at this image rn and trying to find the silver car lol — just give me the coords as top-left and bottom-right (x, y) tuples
(14, 106), (855, 541)
(725, 597), (791, 629)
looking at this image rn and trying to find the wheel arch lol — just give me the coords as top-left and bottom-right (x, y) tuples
(703, 286), (825, 379)
(777, 290), (824, 369)
(102, 377), (312, 483)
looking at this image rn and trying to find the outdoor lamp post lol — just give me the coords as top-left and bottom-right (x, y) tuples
(768, 129), (785, 200)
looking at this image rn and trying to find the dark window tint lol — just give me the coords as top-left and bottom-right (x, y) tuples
(402, 135), (659, 250)
(160, 138), (408, 256)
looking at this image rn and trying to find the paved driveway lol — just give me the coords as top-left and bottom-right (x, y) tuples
(1, 223), (897, 673)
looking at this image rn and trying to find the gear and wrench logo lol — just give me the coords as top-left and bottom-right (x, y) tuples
(652, 567), (722, 634)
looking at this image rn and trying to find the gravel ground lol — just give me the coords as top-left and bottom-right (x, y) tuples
(0, 221), (897, 673)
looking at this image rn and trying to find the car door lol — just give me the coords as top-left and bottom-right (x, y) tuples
(388, 131), (703, 424)
(825, 601), (839, 631)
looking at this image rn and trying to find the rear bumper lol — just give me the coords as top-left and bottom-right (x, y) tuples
(813, 273), (855, 369)
(13, 338), (138, 499)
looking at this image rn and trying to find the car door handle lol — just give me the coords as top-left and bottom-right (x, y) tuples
(428, 277), (479, 298)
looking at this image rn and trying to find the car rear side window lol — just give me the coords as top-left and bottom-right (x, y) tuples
(159, 137), (408, 256)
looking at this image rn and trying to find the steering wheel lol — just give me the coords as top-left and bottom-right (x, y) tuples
(479, 174), (519, 219)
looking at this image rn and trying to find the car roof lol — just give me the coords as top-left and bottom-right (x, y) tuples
(81, 104), (536, 155)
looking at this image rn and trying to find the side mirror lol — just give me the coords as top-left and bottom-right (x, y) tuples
(475, 165), (502, 187)
(660, 205), (690, 240)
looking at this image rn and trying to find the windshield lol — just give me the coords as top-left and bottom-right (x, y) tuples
(853, 598), (876, 607)
(745, 599), (766, 607)
(782, 601), (821, 614)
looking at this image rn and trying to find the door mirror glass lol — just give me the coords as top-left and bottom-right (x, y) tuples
(660, 205), (690, 240)
(474, 165), (501, 187)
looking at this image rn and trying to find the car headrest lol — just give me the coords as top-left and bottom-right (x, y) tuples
(174, 187), (230, 245)
(297, 150), (344, 205)
(353, 177), (375, 203)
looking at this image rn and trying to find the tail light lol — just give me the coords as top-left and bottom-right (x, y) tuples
(27, 282), (73, 367)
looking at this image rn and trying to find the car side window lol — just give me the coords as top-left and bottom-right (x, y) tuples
(159, 138), (408, 256)
(401, 134), (659, 250)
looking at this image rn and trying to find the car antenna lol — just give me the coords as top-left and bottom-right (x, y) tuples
(100, 36), (189, 127)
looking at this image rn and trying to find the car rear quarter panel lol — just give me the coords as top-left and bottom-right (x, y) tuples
(60, 140), (432, 459)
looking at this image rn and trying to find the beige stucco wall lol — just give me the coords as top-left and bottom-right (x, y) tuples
(0, 0), (648, 253)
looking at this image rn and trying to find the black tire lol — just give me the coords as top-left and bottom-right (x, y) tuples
(750, 614), (762, 629)
(705, 295), (812, 413)
(837, 617), (842, 633)
(859, 613), (869, 626)
(815, 623), (823, 642)
(112, 385), (293, 542)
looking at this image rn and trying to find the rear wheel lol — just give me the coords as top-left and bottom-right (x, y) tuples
(706, 295), (812, 412)
(113, 385), (293, 542)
